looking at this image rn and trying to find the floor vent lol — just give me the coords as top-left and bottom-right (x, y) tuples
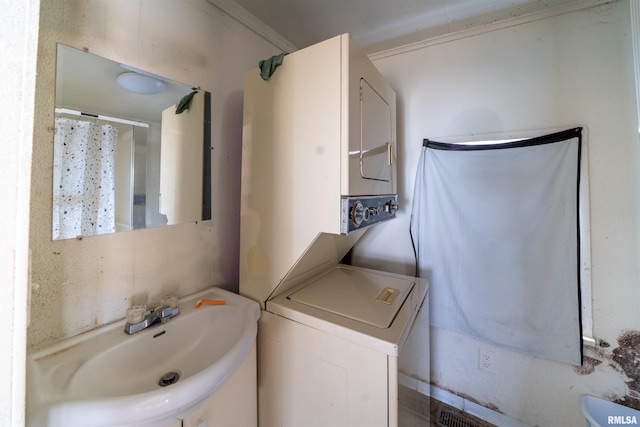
(435, 405), (483, 427)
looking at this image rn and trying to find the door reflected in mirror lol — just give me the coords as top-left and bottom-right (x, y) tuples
(53, 44), (211, 240)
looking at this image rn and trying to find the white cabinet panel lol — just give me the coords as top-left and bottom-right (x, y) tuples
(360, 78), (392, 183)
(258, 311), (391, 427)
(180, 344), (257, 427)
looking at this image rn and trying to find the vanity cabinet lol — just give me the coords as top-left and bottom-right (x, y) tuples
(178, 344), (257, 427)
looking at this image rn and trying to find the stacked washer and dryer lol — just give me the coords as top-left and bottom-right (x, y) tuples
(240, 34), (429, 427)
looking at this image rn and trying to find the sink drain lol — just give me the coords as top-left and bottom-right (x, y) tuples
(158, 371), (180, 387)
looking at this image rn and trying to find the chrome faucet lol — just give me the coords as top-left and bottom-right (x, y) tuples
(124, 305), (180, 335)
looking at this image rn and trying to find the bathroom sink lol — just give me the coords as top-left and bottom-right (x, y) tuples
(27, 287), (260, 427)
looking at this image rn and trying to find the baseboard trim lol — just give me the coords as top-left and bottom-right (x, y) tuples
(398, 374), (531, 427)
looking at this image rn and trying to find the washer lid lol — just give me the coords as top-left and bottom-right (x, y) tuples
(287, 265), (415, 328)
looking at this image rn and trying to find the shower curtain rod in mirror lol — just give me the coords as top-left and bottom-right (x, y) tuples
(55, 107), (149, 128)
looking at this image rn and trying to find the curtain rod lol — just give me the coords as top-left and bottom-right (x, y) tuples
(55, 108), (150, 128)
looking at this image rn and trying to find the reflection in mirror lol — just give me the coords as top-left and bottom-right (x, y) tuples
(53, 44), (211, 240)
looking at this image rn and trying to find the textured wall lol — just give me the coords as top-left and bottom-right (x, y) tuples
(355, 1), (640, 425)
(28, 0), (281, 351)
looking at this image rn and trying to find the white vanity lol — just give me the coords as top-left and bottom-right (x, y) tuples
(26, 287), (259, 427)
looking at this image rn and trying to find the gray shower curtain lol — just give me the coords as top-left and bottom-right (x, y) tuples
(410, 128), (583, 365)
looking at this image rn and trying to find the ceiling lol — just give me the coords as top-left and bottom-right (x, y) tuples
(231, 0), (584, 52)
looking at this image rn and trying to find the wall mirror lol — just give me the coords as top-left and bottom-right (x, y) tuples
(53, 44), (211, 240)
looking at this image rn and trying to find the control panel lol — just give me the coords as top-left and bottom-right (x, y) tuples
(340, 195), (398, 234)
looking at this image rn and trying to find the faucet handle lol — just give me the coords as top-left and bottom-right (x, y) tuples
(161, 294), (178, 308)
(156, 305), (180, 323)
(126, 305), (147, 323)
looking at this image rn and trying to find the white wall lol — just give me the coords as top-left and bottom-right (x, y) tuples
(354, 1), (640, 425)
(1, 1), (39, 424)
(28, 0), (284, 351)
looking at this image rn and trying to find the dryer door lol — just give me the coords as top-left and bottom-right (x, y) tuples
(360, 78), (392, 182)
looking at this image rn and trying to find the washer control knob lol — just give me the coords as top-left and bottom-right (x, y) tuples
(386, 199), (399, 215)
(352, 201), (370, 227)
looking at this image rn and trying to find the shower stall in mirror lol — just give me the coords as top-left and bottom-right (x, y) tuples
(53, 109), (155, 239)
(53, 44), (211, 240)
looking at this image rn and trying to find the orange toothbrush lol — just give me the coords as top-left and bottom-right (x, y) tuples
(195, 299), (226, 308)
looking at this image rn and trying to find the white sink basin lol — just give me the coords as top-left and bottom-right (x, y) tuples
(27, 287), (260, 427)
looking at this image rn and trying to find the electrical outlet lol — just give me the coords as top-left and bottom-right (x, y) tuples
(479, 348), (497, 373)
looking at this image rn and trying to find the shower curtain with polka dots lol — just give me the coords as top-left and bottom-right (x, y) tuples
(52, 117), (118, 240)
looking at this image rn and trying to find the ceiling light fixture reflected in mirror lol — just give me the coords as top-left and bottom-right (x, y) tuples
(116, 72), (166, 95)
